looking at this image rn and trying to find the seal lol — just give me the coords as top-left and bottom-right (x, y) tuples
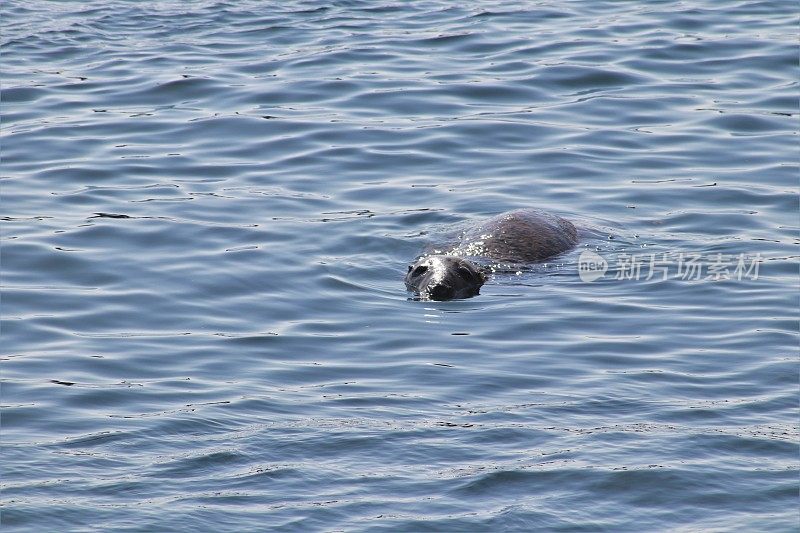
(405, 209), (578, 301)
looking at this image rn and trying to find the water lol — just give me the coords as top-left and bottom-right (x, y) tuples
(2, 1), (797, 530)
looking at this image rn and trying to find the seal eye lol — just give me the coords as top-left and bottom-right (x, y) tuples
(412, 265), (428, 277)
(456, 266), (475, 281)
(407, 265), (413, 273)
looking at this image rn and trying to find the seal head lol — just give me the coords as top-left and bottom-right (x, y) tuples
(405, 255), (486, 301)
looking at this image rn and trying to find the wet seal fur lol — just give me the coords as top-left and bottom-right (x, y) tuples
(406, 209), (578, 301)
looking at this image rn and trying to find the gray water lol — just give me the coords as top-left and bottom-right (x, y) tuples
(2, 1), (798, 531)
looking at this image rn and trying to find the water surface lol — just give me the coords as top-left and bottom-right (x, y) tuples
(2, 1), (798, 531)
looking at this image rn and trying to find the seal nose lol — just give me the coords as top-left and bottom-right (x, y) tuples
(428, 284), (454, 301)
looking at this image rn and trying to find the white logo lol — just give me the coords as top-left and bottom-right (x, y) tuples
(578, 250), (608, 282)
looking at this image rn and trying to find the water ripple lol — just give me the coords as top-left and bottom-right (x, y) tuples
(2, 0), (797, 531)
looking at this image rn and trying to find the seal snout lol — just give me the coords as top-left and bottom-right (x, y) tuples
(428, 284), (454, 301)
(405, 255), (485, 301)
